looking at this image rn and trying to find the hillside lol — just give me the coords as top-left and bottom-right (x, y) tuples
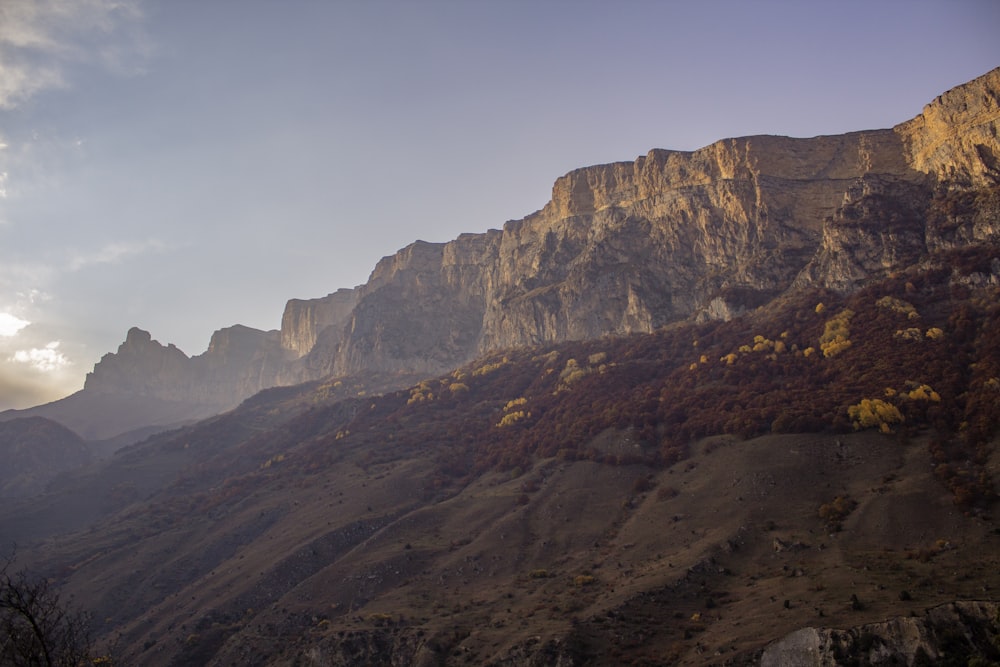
(1, 68), (999, 665)
(0, 417), (91, 498)
(4, 245), (998, 664)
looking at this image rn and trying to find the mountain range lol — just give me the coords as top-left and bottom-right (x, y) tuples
(1, 68), (999, 665)
(5, 68), (1000, 444)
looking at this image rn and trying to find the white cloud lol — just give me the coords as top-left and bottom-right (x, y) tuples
(11, 340), (70, 372)
(67, 238), (166, 271)
(0, 0), (148, 109)
(0, 312), (30, 337)
(16, 288), (49, 305)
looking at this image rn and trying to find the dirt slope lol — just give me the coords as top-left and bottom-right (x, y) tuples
(36, 429), (997, 665)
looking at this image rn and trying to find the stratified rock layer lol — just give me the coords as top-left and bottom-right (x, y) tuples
(280, 288), (358, 358)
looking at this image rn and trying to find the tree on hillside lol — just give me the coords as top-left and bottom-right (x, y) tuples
(0, 551), (108, 666)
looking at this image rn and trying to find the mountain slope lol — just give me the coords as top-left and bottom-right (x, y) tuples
(6, 243), (999, 664)
(0, 417), (90, 498)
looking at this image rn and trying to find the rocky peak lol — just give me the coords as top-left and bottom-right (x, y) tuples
(85, 328), (189, 396)
(124, 326), (151, 346)
(85, 324), (287, 410)
(203, 324), (279, 362)
(896, 66), (1000, 186)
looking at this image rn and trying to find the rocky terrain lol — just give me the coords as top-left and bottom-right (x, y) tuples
(1, 68), (999, 665)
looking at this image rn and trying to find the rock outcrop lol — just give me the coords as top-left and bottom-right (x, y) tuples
(84, 325), (288, 406)
(758, 601), (1000, 666)
(896, 70), (1000, 187)
(84, 327), (190, 397)
(20, 68), (1000, 436)
(280, 288), (358, 358)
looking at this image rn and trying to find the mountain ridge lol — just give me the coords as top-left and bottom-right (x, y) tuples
(3, 67), (998, 442)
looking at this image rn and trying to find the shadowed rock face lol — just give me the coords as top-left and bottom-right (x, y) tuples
(84, 324), (287, 405)
(18, 69), (999, 434)
(280, 288), (358, 358)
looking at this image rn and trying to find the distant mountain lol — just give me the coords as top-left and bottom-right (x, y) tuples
(0, 325), (290, 441)
(0, 416), (90, 498)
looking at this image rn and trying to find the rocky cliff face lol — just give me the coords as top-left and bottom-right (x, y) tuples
(280, 288), (358, 358)
(480, 130), (911, 351)
(320, 232), (502, 377)
(84, 325), (288, 410)
(896, 69), (1000, 187)
(84, 328), (191, 397)
(65, 68), (1000, 418)
(308, 69), (998, 375)
(757, 601), (1000, 666)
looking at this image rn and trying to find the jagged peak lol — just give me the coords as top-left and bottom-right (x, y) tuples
(117, 327), (184, 357)
(895, 66), (1000, 185)
(124, 326), (152, 346)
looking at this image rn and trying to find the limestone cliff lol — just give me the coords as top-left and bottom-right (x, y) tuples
(43, 68), (1000, 431)
(84, 325), (288, 410)
(280, 288), (358, 358)
(316, 232), (501, 377)
(297, 69), (997, 376)
(480, 130), (912, 351)
(192, 324), (289, 403)
(896, 66), (1000, 187)
(84, 328), (191, 398)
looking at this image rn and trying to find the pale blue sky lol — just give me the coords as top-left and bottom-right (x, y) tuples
(1, 0), (998, 410)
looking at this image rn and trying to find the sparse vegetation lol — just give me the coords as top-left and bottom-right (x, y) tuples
(1, 552), (109, 666)
(848, 398), (904, 433)
(819, 308), (854, 357)
(818, 495), (858, 532)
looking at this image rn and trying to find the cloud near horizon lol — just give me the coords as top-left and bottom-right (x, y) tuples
(11, 340), (70, 372)
(0, 235), (164, 410)
(0, 331), (78, 410)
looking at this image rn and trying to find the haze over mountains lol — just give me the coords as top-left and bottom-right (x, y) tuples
(1, 68), (999, 665)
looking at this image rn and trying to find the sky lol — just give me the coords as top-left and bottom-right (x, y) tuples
(0, 0), (998, 411)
